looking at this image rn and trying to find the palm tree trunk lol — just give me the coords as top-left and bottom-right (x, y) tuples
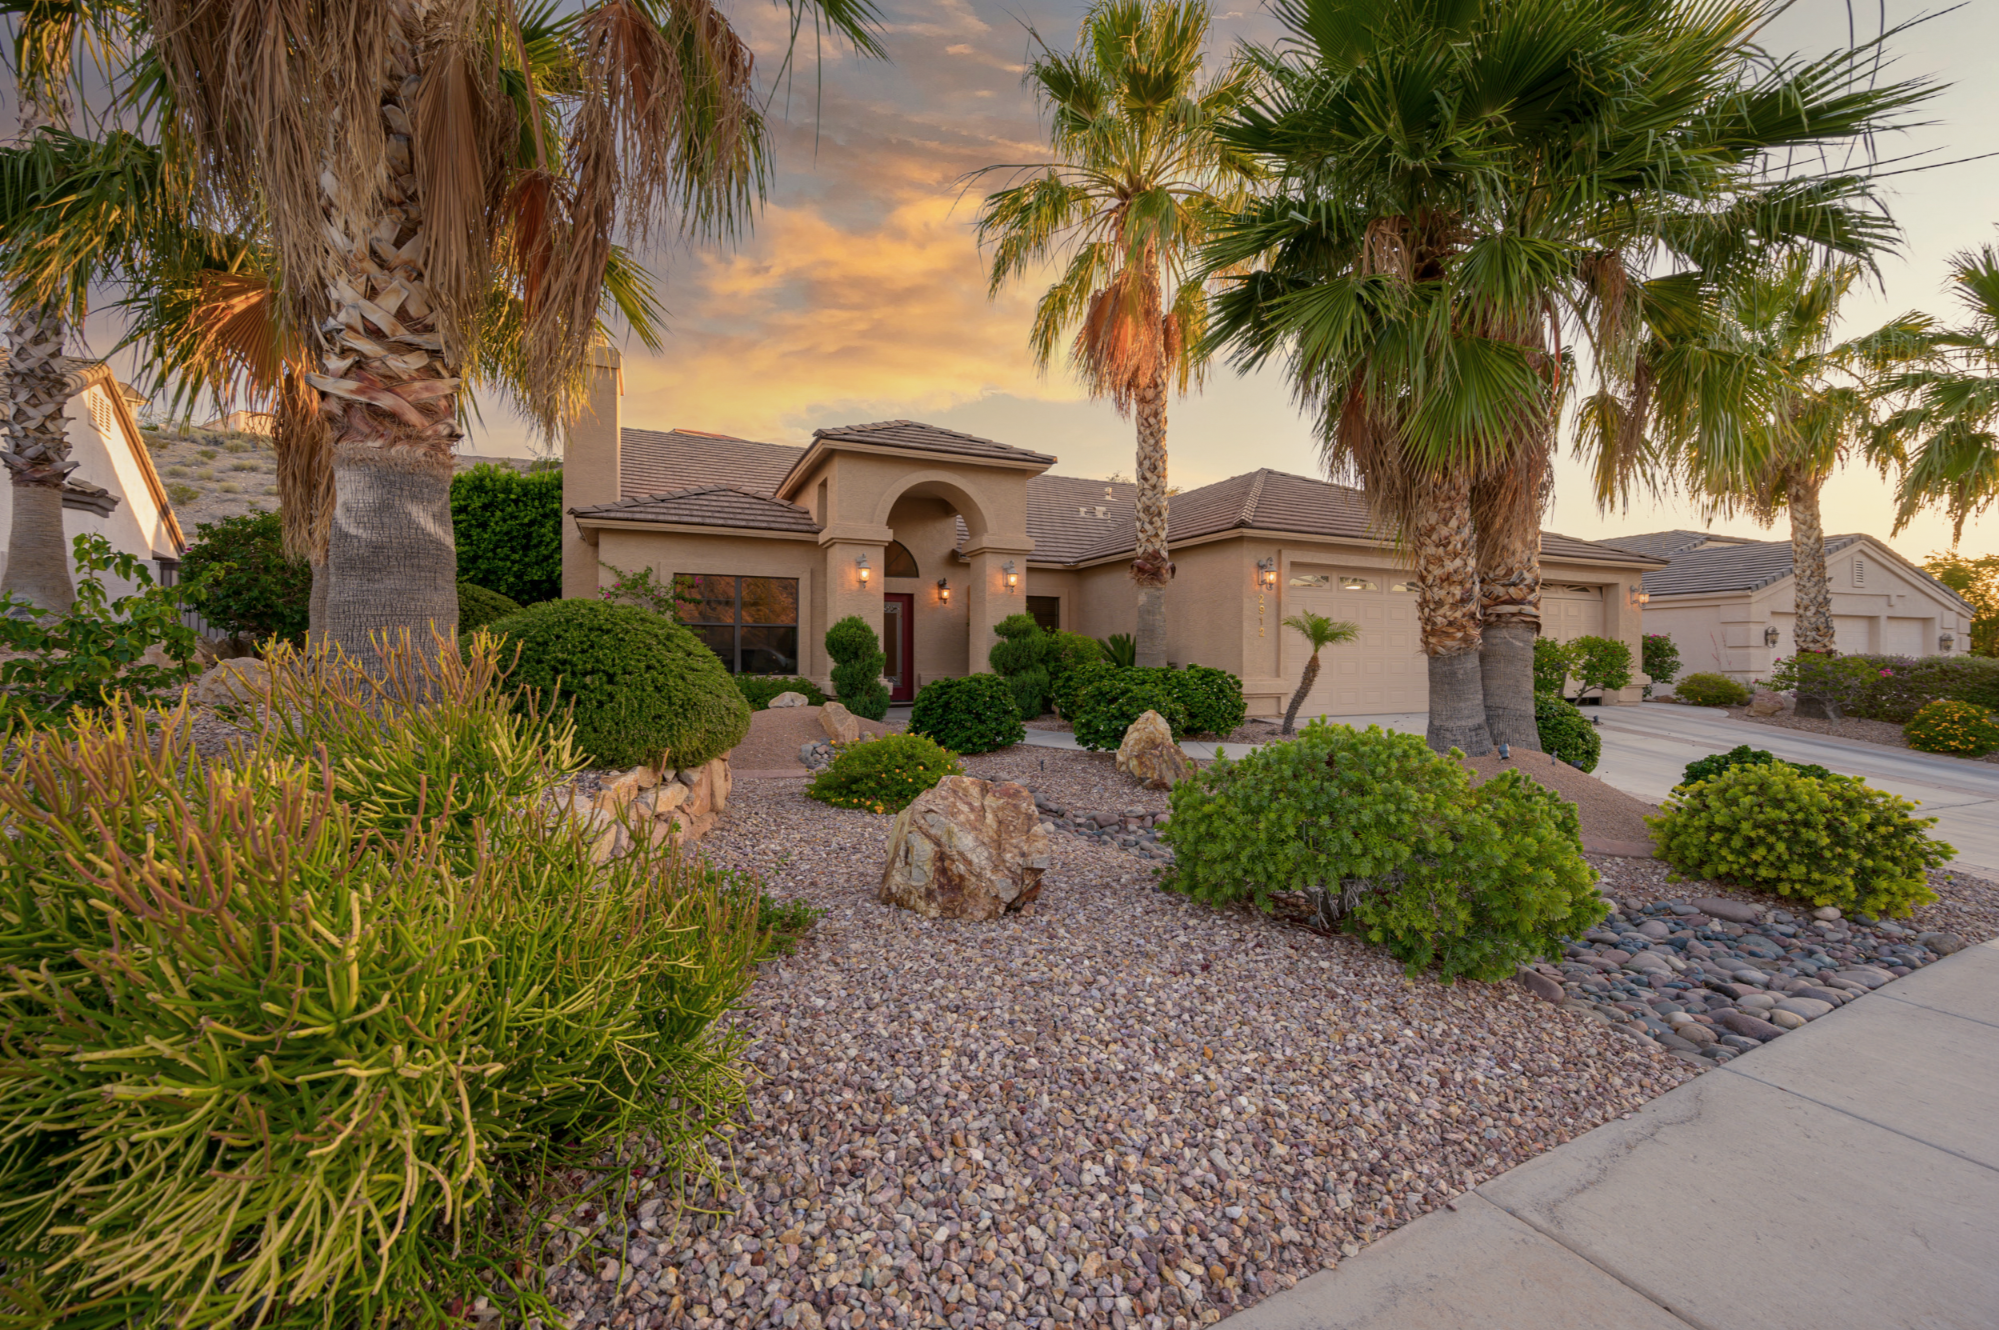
(0, 302), (78, 612)
(1131, 302), (1171, 670)
(1476, 519), (1543, 751)
(1282, 651), (1321, 735)
(310, 33), (460, 671)
(1415, 470), (1491, 755)
(1789, 471), (1838, 719)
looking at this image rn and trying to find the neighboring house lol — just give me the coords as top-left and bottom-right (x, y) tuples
(197, 409), (275, 436)
(0, 353), (186, 598)
(1595, 529), (1976, 687)
(563, 350), (1661, 717)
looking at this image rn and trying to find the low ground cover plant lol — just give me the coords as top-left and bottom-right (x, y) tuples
(1902, 698), (1999, 755)
(491, 598), (750, 769)
(736, 674), (829, 710)
(807, 732), (962, 812)
(908, 672), (1024, 753)
(1673, 671), (1751, 707)
(1649, 763), (1949, 917)
(1534, 693), (1600, 771)
(0, 636), (766, 1326)
(1679, 744), (1834, 788)
(1072, 667), (1191, 750)
(826, 615), (891, 720)
(1161, 723), (1603, 981)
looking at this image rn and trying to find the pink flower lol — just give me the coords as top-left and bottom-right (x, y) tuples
(1881, 669), (1894, 677)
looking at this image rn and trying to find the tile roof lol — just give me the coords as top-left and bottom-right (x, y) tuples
(811, 420), (1057, 466)
(620, 428), (802, 500)
(1641, 535), (1866, 596)
(1024, 474), (1140, 562)
(572, 484), (821, 534)
(1594, 529), (1761, 561)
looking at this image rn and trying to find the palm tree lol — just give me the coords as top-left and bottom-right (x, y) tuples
(137, 0), (879, 667)
(1279, 611), (1356, 734)
(1207, 0), (1927, 754)
(975, 0), (1260, 669)
(1879, 245), (1999, 543)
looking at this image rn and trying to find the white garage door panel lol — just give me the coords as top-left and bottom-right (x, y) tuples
(1833, 615), (1873, 653)
(1885, 616), (1928, 656)
(1287, 587), (1426, 716)
(1542, 585), (1604, 642)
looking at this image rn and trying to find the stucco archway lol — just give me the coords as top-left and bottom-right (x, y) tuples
(867, 469), (999, 546)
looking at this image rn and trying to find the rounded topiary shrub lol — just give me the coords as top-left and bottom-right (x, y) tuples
(1534, 693), (1600, 772)
(736, 675), (829, 711)
(807, 733), (962, 814)
(1160, 722), (1603, 982)
(826, 615), (890, 721)
(988, 614), (1053, 720)
(1170, 665), (1247, 737)
(457, 581), (521, 633)
(1903, 698), (1999, 756)
(1678, 744), (1835, 789)
(909, 673), (1025, 755)
(1648, 763), (1950, 918)
(1673, 672), (1751, 707)
(1073, 668), (1190, 751)
(490, 600), (750, 770)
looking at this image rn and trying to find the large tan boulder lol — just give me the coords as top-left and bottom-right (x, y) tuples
(1747, 687), (1789, 717)
(1116, 709), (1194, 790)
(768, 691), (810, 708)
(879, 776), (1052, 921)
(820, 701), (862, 744)
(193, 656), (269, 707)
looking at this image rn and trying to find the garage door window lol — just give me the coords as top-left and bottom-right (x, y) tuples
(1389, 580), (1418, 593)
(1289, 572), (1331, 587)
(673, 574), (800, 674)
(1338, 575), (1378, 592)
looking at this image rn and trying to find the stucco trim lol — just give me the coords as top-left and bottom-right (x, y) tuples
(1060, 526), (1664, 576)
(77, 365), (185, 555)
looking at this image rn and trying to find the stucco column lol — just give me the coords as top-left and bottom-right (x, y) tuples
(964, 538), (1034, 671)
(1602, 581), (1645, 705)
(821, 528), (890, 682)
(561, 345), (621, 600)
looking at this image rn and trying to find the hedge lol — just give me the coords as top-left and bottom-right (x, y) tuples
(451, 463), (563, 606)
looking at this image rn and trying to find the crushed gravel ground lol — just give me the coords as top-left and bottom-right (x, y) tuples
(1727, 705), (1999, 765)
(733, 708), (898, 771)
(1456, 752), (1659, 847)
(536, 773), (1704, 1330)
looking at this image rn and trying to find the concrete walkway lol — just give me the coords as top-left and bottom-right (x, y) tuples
(1224, 936), (1999, 1330)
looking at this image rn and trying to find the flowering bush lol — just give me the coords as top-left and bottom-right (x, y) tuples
(807, 733), (962, 813)
(1903, 699), (1999, 756)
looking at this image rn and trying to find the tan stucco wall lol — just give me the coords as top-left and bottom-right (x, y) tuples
(593, 527), (826, 676)
(560, 348), (622, 602)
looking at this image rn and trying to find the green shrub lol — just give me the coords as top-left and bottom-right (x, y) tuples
(1642, 633), (1681, 688)
(735, 674), (829, 710)
(0, 638), (763, 1325)
(1768, 652), (1999, 723)
(450, 462), (563, 604)
(1649, 763), (1950, 917)
(1172, 664), (1247, 737)
(491, 599), (750, 769)
(1072, 667), (1190, 750)
(1053, 657), (1114, 720)
(179, 508), (311, 644)
(1047, 629), (1105, 680)
(826, 614), (890, 721)
(1534, 693), (1601, 771)
(909, 673), (1024, 754)
(1160, 722), (1604, 982)
(0, 535), (203, 727)
(1567, 634), (1633, 700)
(457, 580), (521, 631)
(1903, 698), (1999, 755)
(1677, 744), (1835, 788)
(807, 733), (962, 813)
(1533, 636), (1573, 696)
(1674, 672), (1751, 707)
(1100, 632), (1137, 668)
(989, 612), (1053, 720)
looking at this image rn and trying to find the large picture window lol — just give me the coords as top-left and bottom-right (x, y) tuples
(673, 574), (800, 674)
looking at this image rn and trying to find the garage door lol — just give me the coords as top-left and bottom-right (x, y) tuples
(1885, 616), (1929, 656)
(1284, 568), (1426, 716)
(1542, 585), (1604, 642)
(1833, 615), (1874, 653)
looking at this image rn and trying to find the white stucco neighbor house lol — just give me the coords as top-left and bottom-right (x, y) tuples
(1596, 529), (1975, 687)
(0, 354), (186, 598)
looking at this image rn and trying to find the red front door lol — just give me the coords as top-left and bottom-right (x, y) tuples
(884, 593), (916, 703)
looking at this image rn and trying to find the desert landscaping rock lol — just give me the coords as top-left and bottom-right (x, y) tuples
(192, 656), (270, 707)
(770, 692), (810, 708)
(878, 777), (1052, 920)
(1746, 687), (1788, 717)
(822, 703), (864, 745)
(1115, 711), (1195, 791)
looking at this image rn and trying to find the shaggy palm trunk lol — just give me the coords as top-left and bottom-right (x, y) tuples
(0, 302), (78, 612)
(310, 36), (460, 672)
(1282, 652), (1321, 735)
(1477, 523), (1543, 751)
(1415, 471), (1491, 755)
(1131, 316), (1171, 670)
(1788, 472), (1837, 718)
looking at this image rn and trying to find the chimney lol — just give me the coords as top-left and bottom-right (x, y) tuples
(562, 343), (622, 600)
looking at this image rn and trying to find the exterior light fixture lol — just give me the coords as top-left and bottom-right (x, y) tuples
(1629, 584), (1650, 607)
(1256, 557), (1278, 590)
(1764, 626), (1781, 647)
(1941, 631), (1956, 652)
(856, 554), (871, 585)
(937, 578), (951, 605)
(1002, 560), (1018, 591)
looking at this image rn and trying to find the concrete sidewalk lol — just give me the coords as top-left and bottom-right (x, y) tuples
(1223, 937), (1999, 1330)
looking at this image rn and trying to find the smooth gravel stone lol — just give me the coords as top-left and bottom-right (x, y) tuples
(1517, 969), (1564, 1003)
(1695, 898), (1763, 924)
(1774, 998), (1834, 1020)
(1835, 969), (1893, 989)
(1720, 1010), (1786, 1040)
(1638, 920), (1672, 939)
(1916, 931), (1966, 956)
(1813, 906), (1843, 920)
(1672, 1022), (1719, 1047)
(1793, 986), (1849, 1007)
(1768, 1009), (1807, 1030)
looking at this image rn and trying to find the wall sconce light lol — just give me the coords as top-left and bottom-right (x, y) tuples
(1256, 557), (1278, 591)
(936, 578), (951, 605)
(1002, 560), (1018, 591)
(1764, 626), (1781, 647)
(1941, 631), (1956, 652)
(1629, 584), (1650, 607)
(856, 554), (871, 585)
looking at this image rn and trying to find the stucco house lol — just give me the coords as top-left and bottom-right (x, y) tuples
(0, 354), (186, 597)
(561, 349), (1661, 718)
(1596, 529), (1975, 687)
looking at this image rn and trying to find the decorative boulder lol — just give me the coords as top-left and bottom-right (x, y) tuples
(1116, 709), (1194, 789)
(193, 656), (270, 707)
(820, 701), (863, 744)
(879, 776), (1052, 921)
(769, 691), (809, 708)
(1747, 687), (1788, 717)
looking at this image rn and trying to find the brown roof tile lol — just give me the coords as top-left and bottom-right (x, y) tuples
(573, 484), (821, 534)
(811, 419), (1057, 465)
(620, 427), (802, 500)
